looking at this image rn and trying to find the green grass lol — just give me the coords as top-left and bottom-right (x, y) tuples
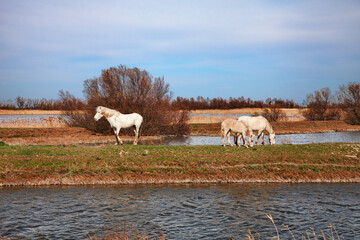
(0, 143), (359, 185)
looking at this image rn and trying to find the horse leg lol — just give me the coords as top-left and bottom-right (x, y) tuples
(256, 131), (262, 145)
(243, 131), (248, 148)
(237, 134), (243, 147)
(133, 125), (140, 145)
(112, 127), (120, 145)
(226, 130), (233, 147)
(233, 133), (240, 146)
(261, 132), (265, 145)
(242, 133), (247, 146)
(116, 127), (123, 145)
(221, 128), (226, 147)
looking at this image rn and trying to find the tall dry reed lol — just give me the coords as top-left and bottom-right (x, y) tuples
(0, 116), (65, 128)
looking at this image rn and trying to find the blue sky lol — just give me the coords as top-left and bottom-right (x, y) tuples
(0, 0), (359, 104)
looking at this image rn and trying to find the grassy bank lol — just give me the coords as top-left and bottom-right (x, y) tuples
(1, 143), (359, 186)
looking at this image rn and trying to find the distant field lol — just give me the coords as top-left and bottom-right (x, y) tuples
(189, 108), (305, 115)
(0, 109), (64, 115)
(0, 108), (304, 115)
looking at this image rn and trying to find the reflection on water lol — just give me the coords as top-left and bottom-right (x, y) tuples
(0, 184), (359, 239)
(161, 131), (360, 145)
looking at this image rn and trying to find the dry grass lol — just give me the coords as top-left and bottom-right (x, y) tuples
(0, 110), (64, 115)
(89, 229), (165, 240)
(187, 108), (306, 124)
(1, 143), (359, 186)
(188, 113), (239, 124)
(189, 108), (304, 115)
(0, 116), (66, 128)
(247, 214), (343, 240)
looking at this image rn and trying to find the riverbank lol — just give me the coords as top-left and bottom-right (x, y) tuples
(0, 143), (359, 186)
(1, 121), (360, 146)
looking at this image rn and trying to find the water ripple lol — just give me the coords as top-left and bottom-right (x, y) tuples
(0, 184), (359, 239)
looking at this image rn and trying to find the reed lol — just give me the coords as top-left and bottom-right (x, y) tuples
(0, 116), (66, 128)
(247, 214), (343, 240)
(88, 228), (166, 240)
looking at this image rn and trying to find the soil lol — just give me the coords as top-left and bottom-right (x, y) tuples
(0, 127), (161, 146)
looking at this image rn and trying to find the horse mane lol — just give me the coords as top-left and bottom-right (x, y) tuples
(98, 106), (121, 118)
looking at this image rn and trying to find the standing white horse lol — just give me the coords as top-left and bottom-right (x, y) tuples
(221, 118), (254, 148)
(235, 116), (275, 145)
(94, 106), (143, 145)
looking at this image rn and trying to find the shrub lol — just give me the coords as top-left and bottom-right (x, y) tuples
(337, 82), (360, 125)
(303, 88), (341, 120)
(262, 105), (288, 122)
(60, 65), (189, 136)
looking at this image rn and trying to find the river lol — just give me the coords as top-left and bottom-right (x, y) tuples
(0, 183), (359, 239)
(161, 131), (360, 145)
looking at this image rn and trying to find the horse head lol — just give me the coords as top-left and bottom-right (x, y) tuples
(94, 106), (104, 121)
(269, 133), (276, 145)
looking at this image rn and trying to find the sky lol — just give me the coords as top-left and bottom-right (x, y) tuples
(0, 0), (359, 104)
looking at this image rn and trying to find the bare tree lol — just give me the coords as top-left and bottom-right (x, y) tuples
(63, 65), (189, 136)
(303, 88), (341, 120)
(337, 82), (360, 124)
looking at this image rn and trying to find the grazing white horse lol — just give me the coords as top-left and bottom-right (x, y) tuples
(221, 118), (254, 148)
(235, 116), (275, 145)
(94, 106), (143, 145)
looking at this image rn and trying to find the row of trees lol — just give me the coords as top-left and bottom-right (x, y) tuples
(0, 94), (300, 111)
(0, 96), (83, 110)
(171, 96), (300, 110)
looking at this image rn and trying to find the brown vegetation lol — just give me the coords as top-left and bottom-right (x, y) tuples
(0, 109), (64, 115)
(60, 65), (189, 136)
(0, 116), (65, 128)
(303, 88), (341, 121)
(337, 82), (360, 125)
(172, 96), (300, 110)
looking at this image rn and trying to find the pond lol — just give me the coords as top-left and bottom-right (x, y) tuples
(161, 131), (360, 145)
(0, 183), (359, 239)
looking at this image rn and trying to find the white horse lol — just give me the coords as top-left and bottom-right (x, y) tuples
(221, 118), (254, 148)
(235, 116), (275, 145)
(94, 106), (143, 145)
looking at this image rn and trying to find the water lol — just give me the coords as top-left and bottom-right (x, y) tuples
(0, 183), (359, 239)
(0, 115), (60, 120)
(161, 131), (360, 145)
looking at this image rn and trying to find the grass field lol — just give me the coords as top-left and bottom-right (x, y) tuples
(1, 142), (359, 186)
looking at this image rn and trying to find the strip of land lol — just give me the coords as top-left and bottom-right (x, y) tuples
(1, 121), (360, 146)
(0, 109), (64, 115)
(0, 143), (359, 186)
